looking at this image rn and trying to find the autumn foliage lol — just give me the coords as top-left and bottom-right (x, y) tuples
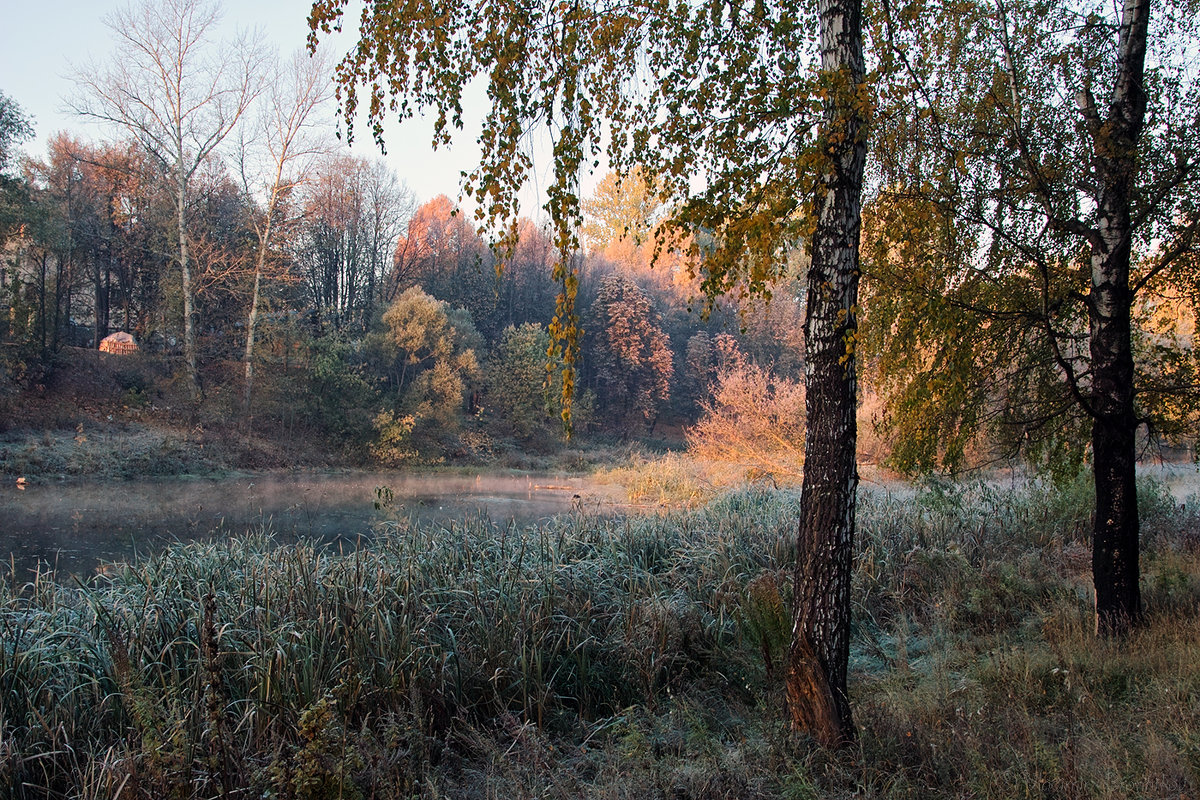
(687, 341), (806, 480)
(587, 274), (674, 430)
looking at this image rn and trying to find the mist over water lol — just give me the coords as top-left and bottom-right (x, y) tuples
(0, 471), (625, 576)
(5, 462), (1193, 578)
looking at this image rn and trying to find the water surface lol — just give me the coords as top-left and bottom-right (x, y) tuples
(0, 471), (624, 576)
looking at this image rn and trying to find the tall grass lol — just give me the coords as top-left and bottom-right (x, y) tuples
(1, 475), (1198, 798)
(0, 500), (795, 797)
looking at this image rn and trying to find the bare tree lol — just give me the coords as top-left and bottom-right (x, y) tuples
(295, 155), (409, 331)
(71, 0), (266, 401)
(361, 159), (413, 312)
(236, 47), (334, 419)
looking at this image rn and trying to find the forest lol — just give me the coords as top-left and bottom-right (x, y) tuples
(1, 0), (1199, 795)
(0, 100), (806, 472)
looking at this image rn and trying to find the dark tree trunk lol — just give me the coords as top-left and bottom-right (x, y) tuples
(37, 253), (48, 353)
(94, 257), (102, 349)
(1091, 385), (1140, 636)
(52, 256), (65, 352)
(1087, 0), (1149, 637)
(785, 0), (866, 747)
(103, 257), (112, 334)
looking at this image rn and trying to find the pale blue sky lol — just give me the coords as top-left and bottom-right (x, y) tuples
(0, 0), (573, 217)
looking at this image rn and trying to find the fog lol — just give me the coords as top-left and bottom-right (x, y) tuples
(0, 471), (625, 576)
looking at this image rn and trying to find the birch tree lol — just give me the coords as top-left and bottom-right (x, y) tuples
(308, 0), (867, 743)
(866, 0), (1200, 635)
(237, 47), (334, 419)
(71, 0), (266, 401)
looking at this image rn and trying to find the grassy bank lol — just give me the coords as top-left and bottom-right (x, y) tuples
(0, 348), (675, 484)
(1, 477), (1198, 798)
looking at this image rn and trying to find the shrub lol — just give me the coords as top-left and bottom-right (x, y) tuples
(687, 358), (805, 480)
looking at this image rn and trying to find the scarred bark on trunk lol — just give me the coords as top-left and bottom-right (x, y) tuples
(1088, 0), (1149, 637)
(785, 0), (866, 747)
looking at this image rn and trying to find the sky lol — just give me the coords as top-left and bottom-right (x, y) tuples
(0, 0), (578, 220)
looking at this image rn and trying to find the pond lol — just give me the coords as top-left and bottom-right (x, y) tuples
(0, 471), (626, 577)
(4, 461), (1195, 579)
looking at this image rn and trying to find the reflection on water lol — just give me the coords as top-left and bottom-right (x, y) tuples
(0, 471), (624, 576)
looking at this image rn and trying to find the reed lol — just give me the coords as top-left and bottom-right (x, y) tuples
(1, 476), (1196, 798)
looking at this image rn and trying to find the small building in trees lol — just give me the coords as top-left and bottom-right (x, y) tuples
(99, 331), (138, 355)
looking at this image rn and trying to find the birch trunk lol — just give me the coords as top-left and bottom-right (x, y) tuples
(242, 263), (263, 419)
(1088, 0), (1149, 636)
(178, 175), (200, 402)
(785, 0), (866, 746)
(242, 207), (273, 420)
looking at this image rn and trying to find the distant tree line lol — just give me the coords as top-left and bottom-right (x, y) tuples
(0, 73), (806, 454)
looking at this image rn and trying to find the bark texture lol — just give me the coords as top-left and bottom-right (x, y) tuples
(178, 176), (200, 402)
(242, 264), (263, 419)
(1087, 0), (1149, 636)
(785, 0), (866, 746)
(243, 196), (277, 420)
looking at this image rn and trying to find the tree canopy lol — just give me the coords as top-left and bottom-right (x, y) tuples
(0, 92), (34, 241)
(865, 0), (1200, 632)
(866, 0), (1200, 472)
(307, 0), (844, 405)
(0, 91), (33, 176)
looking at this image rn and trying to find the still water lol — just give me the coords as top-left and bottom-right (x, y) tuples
(0, 471), (625, 576)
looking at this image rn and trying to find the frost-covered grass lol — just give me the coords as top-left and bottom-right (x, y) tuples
(2, 475), (1198, 798)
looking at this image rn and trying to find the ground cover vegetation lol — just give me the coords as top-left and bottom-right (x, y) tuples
(1, 478), (1197, 798)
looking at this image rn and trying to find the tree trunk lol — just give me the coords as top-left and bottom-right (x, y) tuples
(243, 206), (273, 422)
(786, 0), (866, 747)
(103, 255), (112, 335)
(1088, 0), (1149, 637)
(178, 177), (200, 402)
(1090, 373), (1140, 636)
(52, 252), (67, 352)
(37, 253), (47, 353)
(94, 256), (103, 349)
(242, 265), (262, 422)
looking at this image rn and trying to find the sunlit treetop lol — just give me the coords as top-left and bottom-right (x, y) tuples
(307, 0), (840, 305)
(582, 168), (663, 255)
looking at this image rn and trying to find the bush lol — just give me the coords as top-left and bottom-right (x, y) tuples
(687, 356), (805, 480)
